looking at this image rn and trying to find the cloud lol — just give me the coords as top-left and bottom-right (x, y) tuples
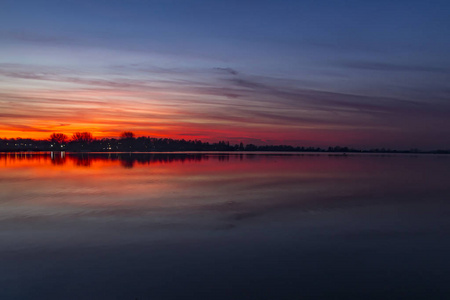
(214, 67), (238, 75)
(0, 30), (73, 44)
(338, 60), (450, 73)
(1, 62), (449, 148)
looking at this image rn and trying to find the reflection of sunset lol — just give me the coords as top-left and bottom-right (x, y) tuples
(2, 152), (450, 300)
(2, 153), (355, 209)
(2, 152), (445, 213)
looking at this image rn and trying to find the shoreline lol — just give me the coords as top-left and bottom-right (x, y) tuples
(1, 150), (449, 156)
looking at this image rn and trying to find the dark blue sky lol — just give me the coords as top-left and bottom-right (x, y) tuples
(1, 0), (449, 148)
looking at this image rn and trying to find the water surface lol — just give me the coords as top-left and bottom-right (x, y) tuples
(1, 152), (450, 299)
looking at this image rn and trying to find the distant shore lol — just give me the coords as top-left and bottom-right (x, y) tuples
(1, 133), (448, 154)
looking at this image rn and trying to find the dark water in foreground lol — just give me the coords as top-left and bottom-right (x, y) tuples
(1, 152), (450, 299)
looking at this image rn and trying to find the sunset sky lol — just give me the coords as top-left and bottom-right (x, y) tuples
(1, 0), (449, 149)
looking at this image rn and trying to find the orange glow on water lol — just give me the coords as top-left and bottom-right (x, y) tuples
(1, 152), (445, 210)
(0, 152), (350, 207)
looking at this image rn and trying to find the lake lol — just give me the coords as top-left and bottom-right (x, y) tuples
(1, 152), (450, 299)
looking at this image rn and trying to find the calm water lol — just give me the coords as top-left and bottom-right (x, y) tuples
(1, 152), (450, 299)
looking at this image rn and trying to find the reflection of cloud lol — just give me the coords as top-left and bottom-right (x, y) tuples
(2, 152), (449, 235)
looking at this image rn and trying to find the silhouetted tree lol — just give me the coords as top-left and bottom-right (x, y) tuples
(1, 133), (442, 153)
(72, 132), (94, 143)
(49, 133), (68, 144)
(245, 144), (258, 151)
(120, 131), (135, 139)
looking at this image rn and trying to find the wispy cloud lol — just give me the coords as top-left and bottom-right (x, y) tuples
(1, 62), (449, 148)
(0, 30), (73, 44)
(339, 60), (450, 73)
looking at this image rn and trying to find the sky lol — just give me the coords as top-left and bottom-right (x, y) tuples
(1, 0), (449, 149)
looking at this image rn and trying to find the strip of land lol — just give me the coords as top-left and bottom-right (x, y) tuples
(1, 132), (448, 153)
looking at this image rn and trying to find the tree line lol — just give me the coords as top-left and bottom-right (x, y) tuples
(0, 131), (448, 153)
